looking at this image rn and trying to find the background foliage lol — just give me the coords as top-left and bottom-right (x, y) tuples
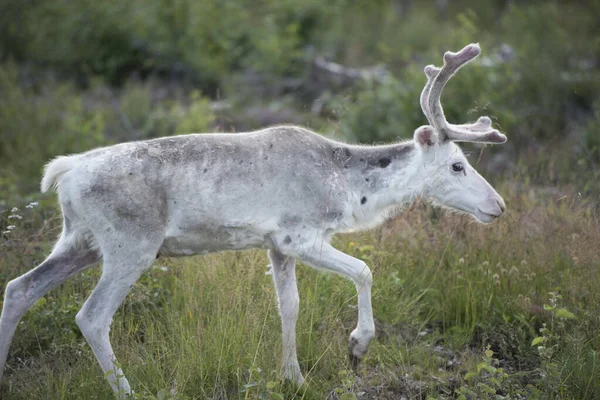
(1, 0), (599, 399)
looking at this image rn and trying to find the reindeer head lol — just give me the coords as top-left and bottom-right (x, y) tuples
(414, 44), (506, 223)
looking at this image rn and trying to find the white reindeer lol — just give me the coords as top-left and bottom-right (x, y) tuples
(0, 44), (506, 396)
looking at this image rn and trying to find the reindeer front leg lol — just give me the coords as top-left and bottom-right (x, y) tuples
(268, 249), (304, 385)
(283, 241), (375, 370)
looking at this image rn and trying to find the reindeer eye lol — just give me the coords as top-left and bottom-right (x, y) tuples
(451, 162), (464, 173)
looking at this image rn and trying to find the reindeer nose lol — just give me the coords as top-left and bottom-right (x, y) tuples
(497, 198), (506, 214)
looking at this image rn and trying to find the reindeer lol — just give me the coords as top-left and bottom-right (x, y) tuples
(0, 44), (506, 396)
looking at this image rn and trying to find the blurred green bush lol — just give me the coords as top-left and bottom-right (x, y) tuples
(0, 0), (346, 88)
(334, 3), (600, 146)
(1, 0), (599, 194)
(0, 63), (214, 195)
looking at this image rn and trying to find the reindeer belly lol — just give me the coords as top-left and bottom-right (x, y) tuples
(158, 225), (270, 257)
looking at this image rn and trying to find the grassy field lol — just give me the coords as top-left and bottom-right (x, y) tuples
(1, 1), (600, 398)
(1, 178), (599, 399)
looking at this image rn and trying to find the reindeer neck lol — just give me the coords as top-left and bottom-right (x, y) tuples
(336, 140), (424, 222)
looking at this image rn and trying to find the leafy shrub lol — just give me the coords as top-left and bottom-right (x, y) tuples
(171, 91), (216, 134)
(328, 2), (600, 154)
(0, 63), (215, 194)
(334, 76), (422, 143)
(0, 0), (349, 91)
(0, 62), (106, 193)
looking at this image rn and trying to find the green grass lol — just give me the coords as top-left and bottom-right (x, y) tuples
(1, 1), (600, 398)
(1, 181), (599, 399)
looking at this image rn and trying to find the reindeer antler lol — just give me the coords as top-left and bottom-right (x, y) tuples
(420, 43), (507, 144)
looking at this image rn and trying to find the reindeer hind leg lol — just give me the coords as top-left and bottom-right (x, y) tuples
(0, 234), (101, 380)
(75, 232), (163, 397)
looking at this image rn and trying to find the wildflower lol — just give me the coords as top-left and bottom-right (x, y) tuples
(2, 231), (10, 235)
(525, 272), (536, 282)
(458, 257), (465, 265)
(8, 215), (23, 220)
(6, 225), (16, 230)
(10, 207), (19, 213)
(572, 256), (579, 264)
(482, 261), (490, 266)
(509, 266), (519, 275)
(492, 273), (500, 285)
(26, 202), (39, 208)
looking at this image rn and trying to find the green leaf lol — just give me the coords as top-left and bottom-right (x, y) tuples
(543, 304), (554, 311)
(531, 336), (546, 346)
(555, 308), (576, 319)
(479, 383), (496, 394)
(240, 382), (259, 393)
(477, 362), (486, 373)
(485, 349), (494, 358)
(465, 371), (478, 380)
(482, 364), (496, 373)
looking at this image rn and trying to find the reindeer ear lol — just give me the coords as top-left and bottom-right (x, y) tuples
(414, 125), (438, 149)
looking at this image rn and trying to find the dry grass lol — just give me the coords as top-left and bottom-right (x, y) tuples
(0, 180), (599, 399)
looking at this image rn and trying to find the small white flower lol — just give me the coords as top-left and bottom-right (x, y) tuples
(2, 231), (10, 235)
(26, 202), (39, 208)
(525, 273), (536, 282)
(11, 207), (19, 213)
(458, 257), (465, 264)
(492, 273), (501, 285)
(8, 215), (23, 220)
(6, 225), (16, 230)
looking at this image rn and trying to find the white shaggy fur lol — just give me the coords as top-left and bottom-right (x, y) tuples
(0, 44), (506, 397)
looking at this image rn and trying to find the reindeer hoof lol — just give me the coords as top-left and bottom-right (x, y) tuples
(348, 336), (362, 372)
(282, 361), (305, 386)
(348, 351), (361, 371)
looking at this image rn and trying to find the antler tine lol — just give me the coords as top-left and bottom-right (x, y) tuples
(419, 65), (441, 125)
(426, 43), (507, 144)
(421, 68), (497, 137)
(427, 43), (481, 137)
